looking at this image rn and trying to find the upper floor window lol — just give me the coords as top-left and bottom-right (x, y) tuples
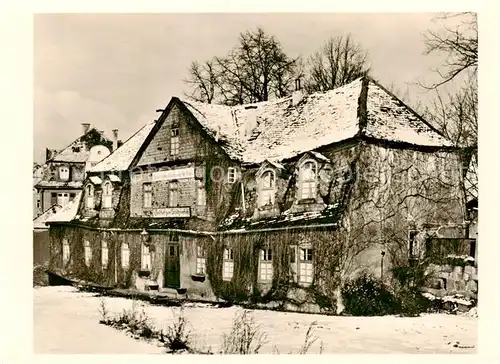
(85, 184), (95, 209)
(258, 169), (275, 207)
(143, 183), (152, 208)
(299, 160), (317, 200)
(196, 180), (206, 207)
(102, 181), (113, 209)
(171, 126), (180, 156)
(59, 166), (70, 181)
(169, 181), (179, 207)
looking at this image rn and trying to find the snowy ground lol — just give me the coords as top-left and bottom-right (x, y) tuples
(33, 286), (477, 354)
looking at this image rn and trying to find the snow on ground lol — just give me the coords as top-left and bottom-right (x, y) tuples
(33, 286), (477, 354)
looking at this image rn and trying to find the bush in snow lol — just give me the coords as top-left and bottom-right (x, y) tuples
(221, 309), (267, 354)
(161, 307), (192, 353)
(341, 274), (398, 316)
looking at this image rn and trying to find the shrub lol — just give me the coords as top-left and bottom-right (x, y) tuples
(298, 321), (319, 354)
(341, 274), (398, 316)
(221, 309), (267, 354)
(162, 307), (191, 353)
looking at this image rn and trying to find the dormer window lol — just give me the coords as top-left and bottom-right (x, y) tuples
(85, 184), (95, 209)
(299, 160), (317, 200)
(102, 181), (113, 209)
(259, 169), (276, 207)
(59, 166), (70, 181)
(170, 126), (180, 156)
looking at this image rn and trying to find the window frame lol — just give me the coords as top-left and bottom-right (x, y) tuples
(170, 126), (180, 157)
(169, 181), (179, 207)
(143, 183), (152, 209)
(121, 242), (130, 269)
(196, 244), (207, 275)
(85, 184), (95, 209)
(102, 181), (113, 209)
(227, 167), (237, 184)
(196, 179), (206, 207)
(298, 159), (318, 200)
(59, 166), (70, 181)
(258, 169), (276, 207)
(222, 247), (234, 281)
(259, 248), (273, 282)
(298, 245), (314, 286)
(141, 241), (152, 271)
(101, 240), (109, 269)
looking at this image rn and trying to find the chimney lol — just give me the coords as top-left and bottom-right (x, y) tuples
(244, 105), (258, 138)
(292, 78), (304, 107)
(81, 123), (90, 135)
(112, 129), (119, 151)
(45, 148), (52, 162)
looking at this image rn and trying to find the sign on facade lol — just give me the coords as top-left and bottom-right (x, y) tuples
(152, 167), (195, 182)
(151, 207), (191, 218)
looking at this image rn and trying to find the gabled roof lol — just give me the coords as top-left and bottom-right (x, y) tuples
(49, 127), (112, 163)
(33, 204), (62, 229)
(176, 77), (451, 164)
(89, 121), (156, 173)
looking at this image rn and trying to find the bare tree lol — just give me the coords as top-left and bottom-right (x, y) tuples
(423, 12), (478, 89)
(305, 34), (370, 93)
(184, 28), (299, 105)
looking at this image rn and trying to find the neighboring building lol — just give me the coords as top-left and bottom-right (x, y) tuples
(34, 123), (117, 217)
(47, 77), (469, 312)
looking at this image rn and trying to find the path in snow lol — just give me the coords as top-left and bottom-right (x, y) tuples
(33, 286), (477, 354)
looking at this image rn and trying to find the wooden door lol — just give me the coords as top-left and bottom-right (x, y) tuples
(164, 243), (180, 288)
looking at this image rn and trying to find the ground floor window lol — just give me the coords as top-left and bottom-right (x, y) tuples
(259, 248), (273, 282)
(121, 243), (130, 269)
(196, 245), (206, 275)
(298, 247), (314, 285)
(141, 243), (152, 271)
(222, 247), (234, 281)
(84, 241), (92, 267)
(62, 238), (70, 266)
(101, 241), (108, 269)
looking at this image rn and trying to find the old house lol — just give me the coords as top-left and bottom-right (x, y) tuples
(47, 77), (470, 312)
(34, 123), (118, 216)
(34, 124), (118, 266)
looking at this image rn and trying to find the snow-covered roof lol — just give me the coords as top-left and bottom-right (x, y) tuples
(34, 180), (83, 189)
(178, 77), (451, 164)
(50, 127), (112, 163)
(33, 204), (62, 229)
(89, 121), (156, 173)
(89, 176), (102, 185)
(109, 174), (121, 183)
(46, 192), (82, 223)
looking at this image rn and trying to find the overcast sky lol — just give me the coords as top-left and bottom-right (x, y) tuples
(34, 13), (452, 164)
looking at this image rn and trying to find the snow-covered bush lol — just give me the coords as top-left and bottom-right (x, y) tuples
(162, 307), (192, 353)
(221, 309), (267, 354)
(341, 274), (398, 316)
